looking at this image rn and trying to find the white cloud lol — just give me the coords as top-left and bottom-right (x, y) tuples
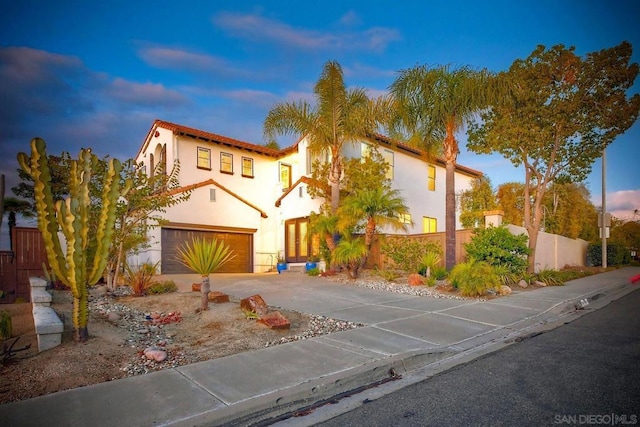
(212, 12), (400, 52)
(604, 189), (640, 220)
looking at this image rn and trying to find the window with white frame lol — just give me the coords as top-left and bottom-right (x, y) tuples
(220, 152), (233, 174)
(241, 157), (254, 178)
(197, 147), (211, 170)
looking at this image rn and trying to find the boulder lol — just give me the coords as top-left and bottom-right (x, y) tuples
(517, 279), (528, 288)
(107, 312), (121, 323)
(144, 347), (167, 362)
(408, 273), (425, 286)
(191, 283), (201, 292)
(534, 280), (547, 287)
(499, 285), (512, 296)
(208, 291), (229, 303)
(240, 294), (268, 316)
(258, 311), (290, 330)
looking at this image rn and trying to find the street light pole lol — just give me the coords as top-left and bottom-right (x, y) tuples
(602, 149), (607, 268)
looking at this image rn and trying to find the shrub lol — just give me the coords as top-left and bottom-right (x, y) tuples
(587, 242), (631, 266)
(374, 267), (400, 282)
(306, 267), (320, 276)
(432, 266), (448, 280)
(123, 262), (159, 296)
(0, 311), (11, 341)
(492, 264), (520, 286)
(464, 226), (530, 275)
(146, 280), (178, 295)
(535, 269), (564, 286)
(449, 260), (500, 297)
(382, 236), (442, 273)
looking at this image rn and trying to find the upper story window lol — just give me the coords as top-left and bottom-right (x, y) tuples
(197, 147), (211, 170)
(242, 157), (254, 178)
(220, 152), (233, 174)
(427, 165), (436, 191)
(423, 216), (437, 233)
(280, 162), (292, 190)
(382, 149), (394, 180)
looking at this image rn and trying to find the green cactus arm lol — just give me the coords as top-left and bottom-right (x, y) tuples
(18, 139), (67, 283)
(89, 158), (122, 285)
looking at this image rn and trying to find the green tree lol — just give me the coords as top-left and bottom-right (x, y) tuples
(176, 237), (236, 311)
(333, 236), (367, 279)
(542, 182), (598, 240)
(2, 197), (34, 250)
(106, 160), (191, 290)
(338, 186), (410, 271)
(610, 217), (640, 255)
(387, 64), (494, 269)
(496, 182), (526, 226)
(459, 176), (497, 229)
(264, 60), (378, 214)
(468, 42), (640, 272)
(464, 225), (530, 275)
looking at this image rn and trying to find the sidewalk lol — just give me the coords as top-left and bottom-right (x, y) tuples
(1, 267), (638, 426)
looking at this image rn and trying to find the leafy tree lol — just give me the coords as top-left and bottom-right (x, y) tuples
(264, 60), (379, 214)
(176, 237), (236, 311)
(2, 197), (34, 250)
(387, 64), (495, 269)
(542, 182), (598, 240)
(496, 182), (526, 226)
(12, 152), (73, 202)
(338, 186), (409, 271)
(468, 42), (640, 272)
(459, 176), (497, 229)
(106, 160), (191, 290)
(610, 217), (640, 254)
(464, 225), (530, 275)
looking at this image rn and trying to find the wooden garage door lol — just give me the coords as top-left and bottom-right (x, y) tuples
(161, 228), (253, 274)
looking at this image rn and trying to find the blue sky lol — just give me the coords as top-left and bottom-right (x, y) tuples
(1, 0), (639, 223)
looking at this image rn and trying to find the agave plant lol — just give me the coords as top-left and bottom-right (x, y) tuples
(176, 237), (236, 311)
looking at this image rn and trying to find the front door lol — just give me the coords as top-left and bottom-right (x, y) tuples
(285, 217), (309, 263)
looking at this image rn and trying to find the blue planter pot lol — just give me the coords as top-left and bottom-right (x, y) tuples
(276, 262), (288, 274)
(305, 261), (318, 272)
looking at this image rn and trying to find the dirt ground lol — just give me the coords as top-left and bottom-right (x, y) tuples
(0, 287), (316, 405)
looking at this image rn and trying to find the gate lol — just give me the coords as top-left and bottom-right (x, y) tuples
(0, 227), (48, 303)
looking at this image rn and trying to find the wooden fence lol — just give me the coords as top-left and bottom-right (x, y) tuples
(365, 229), (474, 269)
(0, 227), (48, 303)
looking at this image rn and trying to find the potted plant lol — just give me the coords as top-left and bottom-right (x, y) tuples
(276, 254), (288, 274)
(305, 255), (319, 272)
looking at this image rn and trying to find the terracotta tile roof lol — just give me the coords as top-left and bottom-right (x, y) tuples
(369, 133), (483, 178)
(168, 178), (268, 218)
(150, 119), (297, 158)
(275, 176), (327, 208)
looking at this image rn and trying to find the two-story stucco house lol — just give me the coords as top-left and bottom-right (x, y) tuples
(133, 119), (482, 274)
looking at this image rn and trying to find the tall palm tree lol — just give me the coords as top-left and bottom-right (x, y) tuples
(264, 60), (378, 214)
(338, 186), (410, 270)
(388, 64), (493, 269)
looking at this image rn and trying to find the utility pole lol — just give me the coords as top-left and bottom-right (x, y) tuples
(602, 149), (607, 268)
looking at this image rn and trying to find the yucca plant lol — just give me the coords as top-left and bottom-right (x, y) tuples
(176, 237), (236, 311)
(420, 250), (442, 278)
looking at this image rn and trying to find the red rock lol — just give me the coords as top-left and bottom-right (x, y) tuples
(240, 294), (268, 316)
(258, 311), (291, 329)
(208, 291), (229, 303)
(192, 283), (201, 292)
(408, 273), (425, 286)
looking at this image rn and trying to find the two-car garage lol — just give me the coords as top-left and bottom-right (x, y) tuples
(160, 226), (254, 274)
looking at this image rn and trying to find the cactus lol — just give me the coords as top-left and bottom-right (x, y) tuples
(18, 138), (129, 341)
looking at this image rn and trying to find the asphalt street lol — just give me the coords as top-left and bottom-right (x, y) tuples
(311, 287), (640, 427)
